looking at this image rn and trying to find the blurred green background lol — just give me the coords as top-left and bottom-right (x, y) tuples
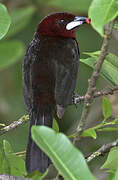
(0, 0), (118, 179)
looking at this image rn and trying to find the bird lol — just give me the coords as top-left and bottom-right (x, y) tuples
(23, 12), (90, 173)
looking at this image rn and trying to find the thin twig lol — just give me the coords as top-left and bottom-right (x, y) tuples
(1, 86), (117, 137)
(0, 174), (31, 180)
(0, 115), (29, 136)
(75, 85), (118, 103)
(73, 20), (115, 144)
(86, 138), (118, 163)
(85, 20), (115, 103)
(13, 150), (26, 157)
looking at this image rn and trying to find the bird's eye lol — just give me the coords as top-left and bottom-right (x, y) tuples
(60, 19), (66, 25)
(58, 19), (67, 27)
(60, 19), (64, 23)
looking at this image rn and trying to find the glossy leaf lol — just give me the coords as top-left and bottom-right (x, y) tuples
(84, 51), (118, 69)
(81, 128), (97, 139)
(113, 168), (118, 180)
(0, 123), (5, 127)
(0, 140), (26, 176)
(83, 51), (100, 58)
(106, 53), (118, 69)
(7, 6), (35, 38)
(97, 127), (118, 132)
(114, 18), (118, 30)
(102, 61), (118, 85)
(101, 147), (118, 171)
(26, 170), (48, 180)
(32, 126), (96, 180)
(0, 41), (25, 70)
(102, 97), (112, 119)
(52, 119), (59, 132)
(89, 0), (118, 36)
(0, 3), (11, 39)
(80, 54), (118, 85)
(82, 52), (118, 85)
(112, 116), (118, 124)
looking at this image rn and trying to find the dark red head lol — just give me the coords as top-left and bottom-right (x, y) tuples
(37, 12), (90, 38)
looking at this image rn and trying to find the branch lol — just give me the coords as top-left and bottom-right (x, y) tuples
(86, 138), (118, 163)
(0, 115), (29, 136)
(73, 20), (115, 144)
(0, 174), (31, 180)
(85, 20), (115, 103)
(75, 85), (118, 103)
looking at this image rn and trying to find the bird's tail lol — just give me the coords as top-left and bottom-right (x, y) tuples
(26, 105), (54, 173)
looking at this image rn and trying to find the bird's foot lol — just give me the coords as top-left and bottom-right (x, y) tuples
(72, 93), (83, 107)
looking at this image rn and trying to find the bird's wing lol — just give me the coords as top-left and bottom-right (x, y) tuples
(54, 38), (79, 118)
(22, 37), (40, 112)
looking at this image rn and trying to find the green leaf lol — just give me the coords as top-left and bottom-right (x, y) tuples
(26, 170), (48, 180)
(7, 6), (35, 38)
(113, 168), (118, 180)
(102, 97), (112, 119)
(81, 128), (97, 139)
(89, 0), (118, 36)
(106, 53), (118, 69)
(0, 140), (26, 176)
(32, 126), (96, 180)
(0, 3), (11, 39)
(102, 60), (118, 85)
(48, 0), (92, 13)
(101, 147), (118, 171)
(83, 51), (100, 58)
(0, 40), (25, 70)
(0, 123), (5, 127)
(68, 133), (76, 139)
(80, 54), (118, 85)
(0, 141), (10, 174)
(3, 140), (12, 154)
(97, 127), (118, 132)
(52, 118), (59, 132)
(112, 116), (118, 124)
(80, 57), (94, 69)
(114, 18), (118, 30)
(83, 52), (118, 69)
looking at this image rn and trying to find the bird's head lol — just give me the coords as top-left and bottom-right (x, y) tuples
(37, 12), (91, 38)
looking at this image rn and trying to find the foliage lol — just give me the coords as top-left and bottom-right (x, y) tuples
(81, 52), (118, 85)
(0, 0), (118, 179)
(0, 3), (11, 39)
(0, 140), (26, 176)
(0, 41), (24, 70)
(101, 147), (118, 171)
(89, 0), (118, 36)
(6, 6), (36, 38)
(32, 126), (96, 180)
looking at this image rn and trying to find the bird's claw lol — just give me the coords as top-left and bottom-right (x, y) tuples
(72, 93), (80, 108)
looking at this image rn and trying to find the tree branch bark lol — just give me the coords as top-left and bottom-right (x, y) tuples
(73, 20), (115, 144)
(0, 115), (29, 136)
(86, 138), (118, 163)
(85, 20), (115, 103)
(75, 85), (118, 103)
(1, 85), (118, 137)
(0, 174), (31, 180)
